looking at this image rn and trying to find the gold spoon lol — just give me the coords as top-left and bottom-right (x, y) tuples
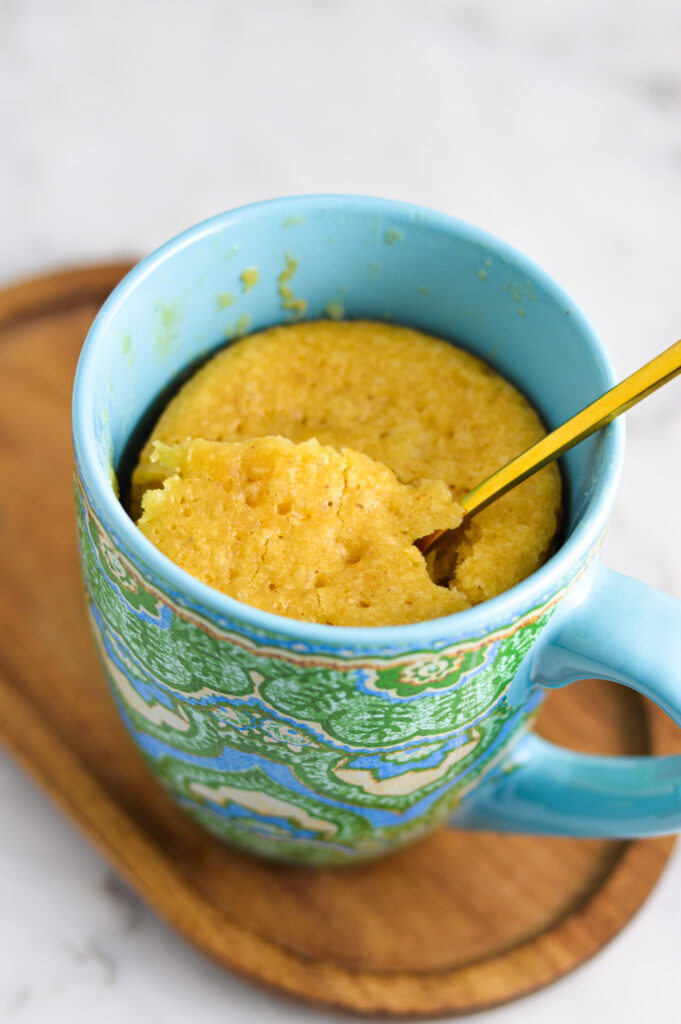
(419, 338), (681, 556)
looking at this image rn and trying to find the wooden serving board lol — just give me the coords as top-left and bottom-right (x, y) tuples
(0, 265), (677, 1018)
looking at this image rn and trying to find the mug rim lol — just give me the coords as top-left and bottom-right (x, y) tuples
(72, 193), (624, 647)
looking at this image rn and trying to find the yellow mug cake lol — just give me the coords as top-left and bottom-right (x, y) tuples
(131, 320), (561, 626)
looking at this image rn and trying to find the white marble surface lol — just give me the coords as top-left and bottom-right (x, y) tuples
(2, 1), (681, 1021)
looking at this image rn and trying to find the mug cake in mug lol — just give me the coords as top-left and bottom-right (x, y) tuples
(72, 196), (681, 865)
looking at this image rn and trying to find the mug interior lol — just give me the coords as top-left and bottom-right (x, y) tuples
(73, 196), (623, 643)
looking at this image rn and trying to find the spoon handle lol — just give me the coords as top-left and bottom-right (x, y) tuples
(460, 337), (681, 519)
(419, 338), (681, 557)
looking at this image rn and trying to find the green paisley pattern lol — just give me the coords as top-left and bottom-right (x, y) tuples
(75, 469), (564, 865)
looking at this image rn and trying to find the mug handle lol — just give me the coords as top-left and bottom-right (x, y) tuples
(451, 561), (681, 837)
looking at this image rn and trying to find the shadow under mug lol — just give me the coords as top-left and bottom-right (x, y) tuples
(72, 195), (681, 866)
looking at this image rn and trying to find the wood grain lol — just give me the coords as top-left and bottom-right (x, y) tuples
(0, 265), (677, 1017)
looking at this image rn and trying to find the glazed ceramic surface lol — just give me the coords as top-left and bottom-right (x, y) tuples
(73, 197), (681, 865)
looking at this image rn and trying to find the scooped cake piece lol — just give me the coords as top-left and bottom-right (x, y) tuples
(137, 436), (468, 626)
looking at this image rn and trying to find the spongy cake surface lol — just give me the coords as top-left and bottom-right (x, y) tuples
(137, 437), (467, 626)
(131, 320), (561, 621)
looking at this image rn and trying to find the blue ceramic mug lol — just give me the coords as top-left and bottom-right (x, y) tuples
(72, 196), (681, 866)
